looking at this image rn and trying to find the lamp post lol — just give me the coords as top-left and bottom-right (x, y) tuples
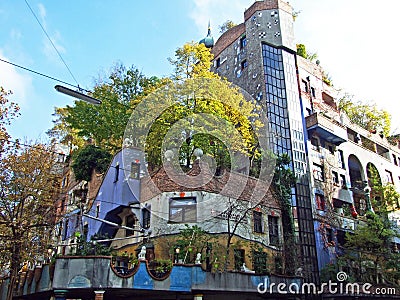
(363, 180), (374, 214)
(55, 85), (102, 105)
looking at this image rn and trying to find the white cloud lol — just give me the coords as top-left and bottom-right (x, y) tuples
(290, 0), (400, 133)
(189, 0), (249, 38)
(0, 50), (34, 108)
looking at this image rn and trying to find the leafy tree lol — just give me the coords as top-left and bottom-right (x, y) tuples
(50, 63), (160, 153)
(339, 96), (391, 137)
(137, 42), (263, 171)
(71, 144), (112, 182)
(272, 153), (297, 275)
(219, 20), (236, 34)
(339, 212), (399, 285)
(0, 87), (20, 149)
(0, 140), (63, 300)
(168, 41), (219, 80)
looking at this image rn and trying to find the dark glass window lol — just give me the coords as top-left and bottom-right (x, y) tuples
(241, 60), (248, 70)
(125, 214), (136, 237)
(340, 174), (347, 188)
(332, 171), (339, 184)
(142, 207), (151, 229)
(114, 163), (119, 182)
(169, 197), (197, 223)
(240, 35), (247, 49)
(131, 162), (140, 179)
(268, 216), (279, 245)
(234, 249), (245, 271)
(253, 211), (263, 233)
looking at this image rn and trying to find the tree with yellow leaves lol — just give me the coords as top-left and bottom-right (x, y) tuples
(0, 88), (63, 300)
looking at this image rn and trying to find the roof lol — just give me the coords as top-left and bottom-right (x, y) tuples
(140, 160), (279, 208)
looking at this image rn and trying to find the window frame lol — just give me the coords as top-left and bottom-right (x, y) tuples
(169, 197), (197, 223)
(253, 210), (264, 233)
(268, 215), (279, 246)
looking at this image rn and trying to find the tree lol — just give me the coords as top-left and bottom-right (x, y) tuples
(71, 144), (112, 182)
(50, 63), (160, 153)
(339, 96), (391, 137)
(131, 42), (264, 171)
(339, 212), (399, 285)
(219, 20), (236, 34)
(0, 141), (63, 300)
(272, 153), (297, 275)
(0, 87), (20, 150)
(324, 167), (400, 286)
(168, 41), (219, 80)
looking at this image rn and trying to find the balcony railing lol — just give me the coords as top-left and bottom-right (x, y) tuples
(306, 113), (347, 145)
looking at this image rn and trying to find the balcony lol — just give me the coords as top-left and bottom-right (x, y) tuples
(332, 186), (353, 204)
(306, 113), (347, 145)
(5, 257), (304, 299)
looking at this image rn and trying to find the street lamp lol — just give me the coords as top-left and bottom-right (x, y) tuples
(55, 85), (102, 105)
(363, 180), (374, 214)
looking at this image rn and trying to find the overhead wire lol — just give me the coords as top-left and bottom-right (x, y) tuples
(24, 0), (80, 87)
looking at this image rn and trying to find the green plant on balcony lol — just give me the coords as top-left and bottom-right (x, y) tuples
(148, 259), (173, 279)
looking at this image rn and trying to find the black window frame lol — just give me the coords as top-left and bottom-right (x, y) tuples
(253, 210), (264, 233)
(142, 206), (151, 229)
(268, 215), (279, 246)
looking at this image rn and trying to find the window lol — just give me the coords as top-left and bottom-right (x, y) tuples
(326, 228), (334, 244)
(114, 163), (120, 182)
(311, 137), (319, 151)
(337, 150), (345, 169)
(336, 230), (346, 247)
(302, 80), (309, 93)
(169, 197), (197, 223)
(63, 219), (69, 240)
(252, 251), (268, 274)
(311, 87), (316, 98)
(328, 144), (335, 155)
(385, 170), (394, 184)
(234, 249), (245, 271)
(313, 163), (324, 181)
(215, 57), (220, 68)
(240, 35), (247, 50)
(340, 174), (347, 188)
(142, 206), (151, 229)
(332, 171), (339, 185)
(83, 223), (89, 239)
(125, 215), (137, 237)
(315, 194), (325, 211)
(268, 216), (279, 245)
(253, 211), (263, 233)
(393, 154), (398, 166)
(241, 60), (248, 70)
(131, 162), (140, 179)
(95, 203), (100, 218)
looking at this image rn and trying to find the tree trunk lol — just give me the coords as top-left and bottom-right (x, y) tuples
(7, 241), (22, 300)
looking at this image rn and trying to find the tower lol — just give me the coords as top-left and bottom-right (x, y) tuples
(211, 0), (319, 283)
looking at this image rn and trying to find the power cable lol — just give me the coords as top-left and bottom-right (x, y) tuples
(0, 57), (86, 92)
(24, 0), (79, 87)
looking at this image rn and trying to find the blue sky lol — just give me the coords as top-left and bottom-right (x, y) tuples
(1, 0), (400, 141)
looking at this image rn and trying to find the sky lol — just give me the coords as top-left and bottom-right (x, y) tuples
(1, 0), (400, 142)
